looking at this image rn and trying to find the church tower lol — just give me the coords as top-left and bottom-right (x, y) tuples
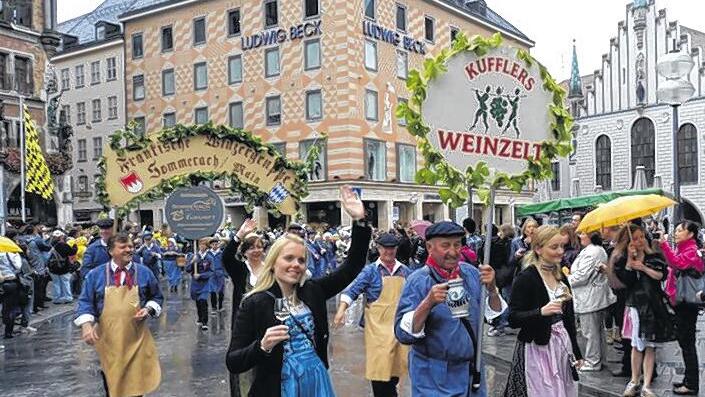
(567, 39), (584, 118)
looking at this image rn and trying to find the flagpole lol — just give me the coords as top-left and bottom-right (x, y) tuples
(19, 95), (26, 223)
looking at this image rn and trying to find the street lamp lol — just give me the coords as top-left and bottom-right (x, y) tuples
(657, 51), (695, 224)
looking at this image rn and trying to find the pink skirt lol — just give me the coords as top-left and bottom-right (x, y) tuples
(524, 322), (578, 397)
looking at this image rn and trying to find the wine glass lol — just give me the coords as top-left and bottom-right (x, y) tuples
(555, 284), (572, 303)
(274, 298), (290, 323)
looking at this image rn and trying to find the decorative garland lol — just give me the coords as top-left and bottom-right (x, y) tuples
(396, 32), (574, 206)
(97, 121), (319, 218)
(0, 148), (73, 175)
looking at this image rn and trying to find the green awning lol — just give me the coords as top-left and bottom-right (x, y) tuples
(516, 188), (673, 217)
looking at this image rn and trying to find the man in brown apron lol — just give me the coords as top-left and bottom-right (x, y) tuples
(334, 232), (411, 397)
(75, 233), (164, 397)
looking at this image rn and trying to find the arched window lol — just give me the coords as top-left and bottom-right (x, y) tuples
(630, 118), (656, 186)
(595, 135), (611, 190)
(678, 123), (698, 184)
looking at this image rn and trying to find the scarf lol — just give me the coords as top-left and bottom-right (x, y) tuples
(114, 267), (134, 289)
(426, 256), (461, 280)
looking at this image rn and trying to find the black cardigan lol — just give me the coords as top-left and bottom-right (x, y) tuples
(222, 236), (249, 329)
(225, 223), (371, 397)
(508, 265), (583, 360)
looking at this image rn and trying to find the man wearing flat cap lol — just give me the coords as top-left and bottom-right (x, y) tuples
(394, 221), (506, 397)
(334, 232), (412, 397)
(82, 219), (115, 280)
(136, 231), (162, 280)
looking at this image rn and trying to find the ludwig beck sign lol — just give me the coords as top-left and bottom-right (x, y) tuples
(422, 45), (554, 176)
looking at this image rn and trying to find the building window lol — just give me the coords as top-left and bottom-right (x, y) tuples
(304, 39), (321, 70)
(306, 90), (322, 121)
(595, 134), (612, 191)
(96, 25), (105, 40)
(90, 61), (100, 84)
(228, 55), (242, 84)
(133, 75), (145, 100)
(365, 89), (378, 121)
(396, 50), (408, 79)
(77, 139), (87, 162)
(77, 176), (88, 192)
(550, 162), (560, 191)
(265, 47), (280, 77)
(396, 4), (406, 32)
(0, 53), (6, 90)
(0, 2), (32, 28)
(228, 9), (241, 36)
(678, 123), (698, 184)
(364, 40), (377, 71)
(76, 102), (86, 125)
(364, 139), (386, 181)
(108, 96), (118, 119)
(630, 117), (655, 186)
(364, 0), (375, 19)
(163, 112), (176, 127)
(161, 26), (174, 52)
(229, 102), (244, 129)
(60, 68), (70, 90)
(91, 99), (101, 122)
(61, 105), (71, 124)
(266, 96), (281, 126)
(397, 97), (408, 126)
(14, 56), (31, 94)
(272, 142), (286, 156)
(132, 33), (143, 59)
(162, 68), (175, 96)
(106, 57), (117, 81)
(74, 64), (85, 87)
(133, 117), (146, 136)
(93, 137), (102, 159)
(194, 107), (208, 124)
(397, 143), (416, 183)
(299, 139), (326, 181)
(194, 62), (208, 90)
(424, 15), (435, 42)
(264, 0), (278, 28)
(450, 27), (459, 46)
(304, 0), (319, 18)
(193, 17), (206, 45)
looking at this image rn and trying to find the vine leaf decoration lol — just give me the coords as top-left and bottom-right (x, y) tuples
(97, 121), (316, 219)
(396, 32), (574, 206)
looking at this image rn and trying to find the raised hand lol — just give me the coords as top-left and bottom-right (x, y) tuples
(236, 218), (257, 240)
(340, 185), (365, 221)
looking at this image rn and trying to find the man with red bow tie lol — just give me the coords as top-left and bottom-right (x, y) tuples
(75, 233), (164, 397)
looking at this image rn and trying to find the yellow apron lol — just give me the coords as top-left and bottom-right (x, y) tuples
(95, 265), (161, 397)
(364, 275), (409, 381)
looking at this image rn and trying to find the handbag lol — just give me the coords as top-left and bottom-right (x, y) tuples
(675, 268), (705, 305)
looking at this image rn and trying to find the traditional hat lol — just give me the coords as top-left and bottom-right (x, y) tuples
(425, 221), (465, 241)
(375, 232), (400, 247)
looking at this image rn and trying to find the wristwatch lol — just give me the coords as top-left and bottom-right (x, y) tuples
(147, 307), (157, 317)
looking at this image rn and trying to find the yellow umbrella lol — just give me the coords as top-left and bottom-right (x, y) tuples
(577, 194), (677, 233)
(0, 236), (22, 253)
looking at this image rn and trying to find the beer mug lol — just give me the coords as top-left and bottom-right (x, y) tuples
(446, 278), (470, 318)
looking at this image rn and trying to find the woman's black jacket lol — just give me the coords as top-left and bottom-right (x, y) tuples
(508, 265), (583, 360)
(225, 223), (371, 397)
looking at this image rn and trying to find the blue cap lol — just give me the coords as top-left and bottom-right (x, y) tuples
(425, 221), (465, 241)
(376, 232), (400, 247)
(143, 231), (153, 239)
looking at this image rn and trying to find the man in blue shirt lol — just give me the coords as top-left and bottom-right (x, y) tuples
(395, 221), (506, 397)
(137, 231), (162, 280)
(75, 232), (163, 397)
(81, 219), (114, 280)
(334, 233), (412, 397)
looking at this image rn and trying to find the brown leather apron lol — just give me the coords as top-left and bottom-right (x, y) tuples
(95, 265), (161, 397)
(364, 275), (409, 381)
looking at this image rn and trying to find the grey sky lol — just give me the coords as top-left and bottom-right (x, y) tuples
(57, 0), (705, 82)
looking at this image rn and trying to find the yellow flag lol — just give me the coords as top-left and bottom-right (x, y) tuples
(23, 105), (54, 200)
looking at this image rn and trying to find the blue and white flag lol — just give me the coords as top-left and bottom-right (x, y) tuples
(268, 182), (290, 204)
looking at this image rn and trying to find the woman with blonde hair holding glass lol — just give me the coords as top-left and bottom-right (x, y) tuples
(226, 186), (370, 397)
(504, 225), (583, 397)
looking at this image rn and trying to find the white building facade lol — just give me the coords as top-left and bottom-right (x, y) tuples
(563, 0), (705, 224)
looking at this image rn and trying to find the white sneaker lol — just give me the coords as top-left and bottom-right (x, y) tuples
(623, 381), (640, 397)
(21, 326), (37, 333)
(200, 325), (209, 331)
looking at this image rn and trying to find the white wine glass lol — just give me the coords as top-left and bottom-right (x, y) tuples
(274, 298), (290, 324)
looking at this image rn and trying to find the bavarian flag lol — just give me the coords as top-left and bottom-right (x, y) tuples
(23, 105), (54, 200)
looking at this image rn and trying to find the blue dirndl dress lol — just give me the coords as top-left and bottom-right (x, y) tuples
(281, 304), (336, 397)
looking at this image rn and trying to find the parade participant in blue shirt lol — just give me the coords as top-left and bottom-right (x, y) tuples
(81, 219), (114, 279)
(207, 237), (226, 313)
(395, 221), (507, 397)
(137, 231), (162, 280)
(75, 233), (163, 397)
(163, 238), (182, 293)
(186, 238), (214, 331)
(334, 232), (412, 397)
